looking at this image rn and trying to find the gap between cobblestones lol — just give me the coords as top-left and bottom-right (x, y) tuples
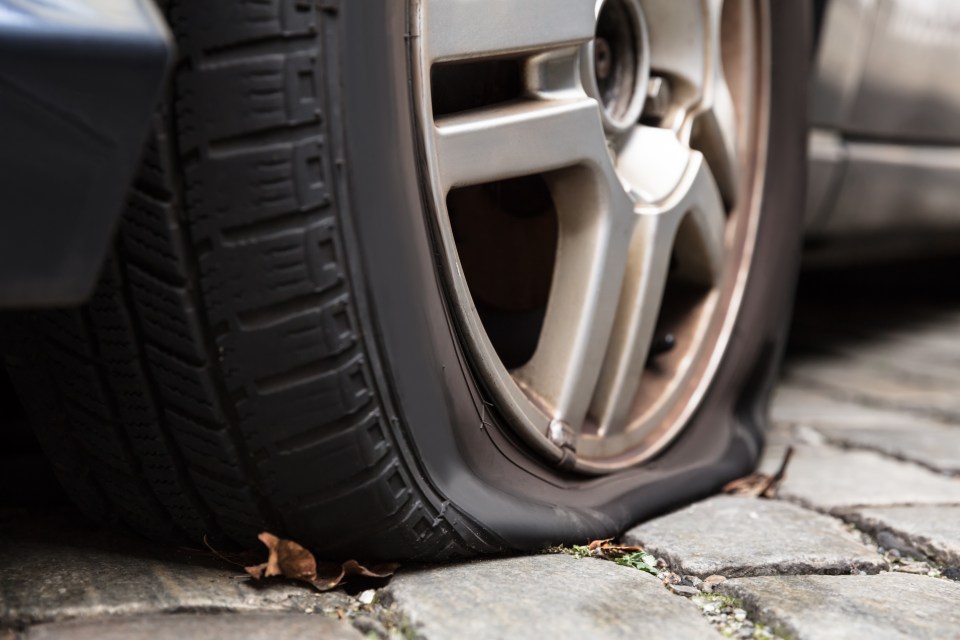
(769, 423), (960, 579)
(801, 426), (960, 479)
(765, 448), (960, 583)
(541, 544), (786, 640)
(6, 393), (958, 639)
(631, 500), (958, 640)
(323, 345), (960, 639)
(768, 487), (960, 580)
(359, 431), (960, 639)
(623, 428), (960, 638)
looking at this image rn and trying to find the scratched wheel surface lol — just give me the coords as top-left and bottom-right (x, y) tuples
(4, 0), (807, 559)
(421, 0), (772, 472)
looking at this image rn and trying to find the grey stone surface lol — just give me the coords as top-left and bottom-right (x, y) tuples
(22, 613), (363, 640)
(775, 446), (960, 511)
(719, 573), (960, 640)
(847, 506), (960, 566)
(783, 359), (960, 422)
(0, 510), (342, 627)
(789, 327), (960, 388)
(771, 385), (949, 432)
(817, 425), (960, 474)
(622, 495), (883, 578)
(773, 384), (960, 473)
(385, 554), (716, 639)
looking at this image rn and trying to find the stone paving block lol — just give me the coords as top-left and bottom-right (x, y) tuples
(718, 573), (960, 640)
(0, 510), (340, 627)
(771, 385), (950, 432)
(783, 360), (960, 422)
(788, 325), (960, 388)
(846, 506), (960, 566)
(818, 426), (960, 474)
(22, 613), (363, 640)
(816, 426), (960, 475)
(622, 495), (883, 578)
(775, 446), (960, 511)
(384, 554), (715, 639)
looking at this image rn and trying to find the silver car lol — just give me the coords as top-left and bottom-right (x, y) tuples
(808, 0), (960, 261)
(0, 0), (950, 560)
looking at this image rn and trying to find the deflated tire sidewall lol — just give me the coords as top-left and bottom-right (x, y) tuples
(337, 0), (808, 549)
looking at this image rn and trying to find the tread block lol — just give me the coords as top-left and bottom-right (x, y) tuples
(187, 469), (266, 532)
(63, 401), (130, 468)
(201, 220), (343, 320)
(43, 348), (111, 418)
(219, 293), (355, 385)
(38, 310), (90, 351)
(128, 266), (208, 364)
(238, 354), (372, 445)
(4, 0), (496, 560)
(88, 265), (213, 538)
(4, 341), (113, 519)
(123, 191), (189, 283)
(186, 135), (331, 239)
(174, 0), (319, 55)
(178, 52), (323, 152)
(298, 460), (410, 526)
(135, 134), (173, 199)
(167, 410), (248, 483)
(145, 345), (226, 424)
(268, 409), (388, 487)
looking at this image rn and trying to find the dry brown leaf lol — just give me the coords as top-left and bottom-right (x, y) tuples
(587, 538), (614, 551)
(312, 561), (346, 590)
(722, 446), (794, 498)
(600, 543), (643, 554)
(584, 538), (644, 558)
(243, 532), (399, 592)
(343, 559), (401, 579)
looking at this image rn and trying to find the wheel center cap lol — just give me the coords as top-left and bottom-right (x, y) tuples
(583, 0), (650, 135)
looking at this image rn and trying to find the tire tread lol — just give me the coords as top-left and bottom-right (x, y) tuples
(5, 0), (499, 560)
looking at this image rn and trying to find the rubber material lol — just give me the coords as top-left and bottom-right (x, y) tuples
(4, 0), (500, 560)
(4, 0), (807, 559)
(337, 0), (808, 548)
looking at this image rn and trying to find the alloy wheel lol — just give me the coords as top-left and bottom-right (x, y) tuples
(411, 0), (769, 473)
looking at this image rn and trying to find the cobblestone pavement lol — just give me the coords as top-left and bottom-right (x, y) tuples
(2, 265), (960, 638)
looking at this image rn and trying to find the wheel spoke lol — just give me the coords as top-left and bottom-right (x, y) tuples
(591, 149), (725, 434)
(434, 98), (609, 192)
(693, 0), (739, 206)
(673, 153), (727, 286)
(615, 125), (692, 203)
(642, 0), (740, 204)
(514, 187), (636, 437)
(436, 94), (641, 444)
(421, 0), (596, 63)
(614, 124), (727, 274)
(415, 0), (758, 467)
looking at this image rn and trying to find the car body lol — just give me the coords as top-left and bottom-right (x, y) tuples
(807, 0), (960, 262)
(2, 0), (958, 308)
(0, 0), (171, 307)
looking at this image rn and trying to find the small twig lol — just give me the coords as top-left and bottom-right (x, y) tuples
(760, 445), (794, 497)
(203, 534), (246, 568)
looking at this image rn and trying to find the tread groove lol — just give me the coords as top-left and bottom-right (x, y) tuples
(4, 0), (500, 561)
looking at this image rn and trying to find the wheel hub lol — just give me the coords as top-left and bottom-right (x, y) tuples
(583, 0), (650, 134)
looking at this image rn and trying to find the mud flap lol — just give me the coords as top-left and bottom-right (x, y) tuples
(0, 0), (173, 307)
